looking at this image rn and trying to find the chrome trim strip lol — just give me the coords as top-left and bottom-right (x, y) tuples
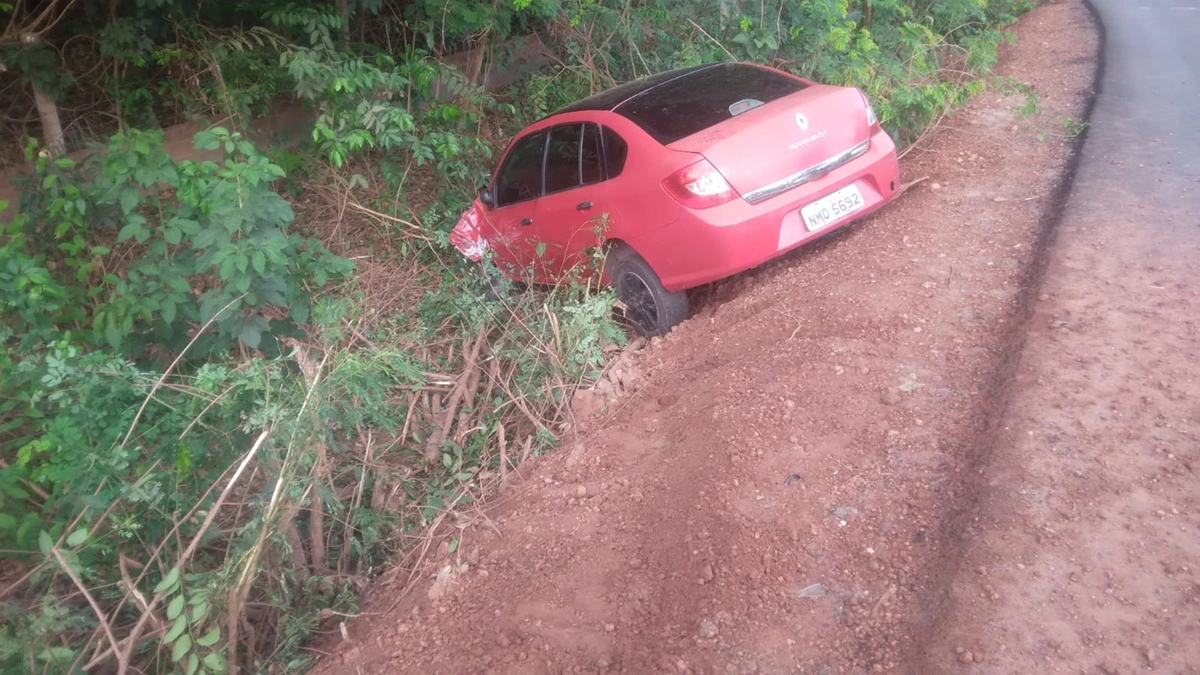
(742, 139), (871, 205)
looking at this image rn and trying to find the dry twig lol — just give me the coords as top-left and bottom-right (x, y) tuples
(85, 428), (272, 672)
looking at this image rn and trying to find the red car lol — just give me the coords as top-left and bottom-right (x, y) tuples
(451, 61), (900, 336)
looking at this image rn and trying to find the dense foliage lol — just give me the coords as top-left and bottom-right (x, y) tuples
(1, 0), (1033, 672)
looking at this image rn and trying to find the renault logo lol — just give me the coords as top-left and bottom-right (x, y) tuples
(794, 112), (809, 131)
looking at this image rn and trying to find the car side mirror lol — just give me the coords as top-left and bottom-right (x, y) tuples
(479, 187), (495, 208)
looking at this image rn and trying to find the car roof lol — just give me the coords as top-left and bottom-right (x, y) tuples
(549, 63), (726, 117)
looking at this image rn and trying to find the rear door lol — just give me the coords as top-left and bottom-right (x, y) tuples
(484, 131), (545, 278)
(532, 123), (610, 281)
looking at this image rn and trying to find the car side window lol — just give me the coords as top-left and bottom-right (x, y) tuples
(581, 123), (603, 185)
(495, 132), (545, 207)
(601, 126), (629, 179)
(545, 124), (583, 195)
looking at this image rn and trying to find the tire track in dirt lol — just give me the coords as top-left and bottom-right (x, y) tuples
(903, 0), (1108, 663)
(310, 3), (1099, 673)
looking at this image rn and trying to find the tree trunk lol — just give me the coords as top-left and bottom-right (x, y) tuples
(32, 81), (65, 157)
(335, 0), (349, 45)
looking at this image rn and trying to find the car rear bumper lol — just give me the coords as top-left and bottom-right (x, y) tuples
(628, 128), (899, 292)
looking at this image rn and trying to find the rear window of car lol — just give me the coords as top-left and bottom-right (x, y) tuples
(613, 63), (807, 145)
(601, 126), (628, 179)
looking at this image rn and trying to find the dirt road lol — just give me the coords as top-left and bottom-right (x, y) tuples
(313, 3), (1111, 673)
(920, 0), (1200, 672)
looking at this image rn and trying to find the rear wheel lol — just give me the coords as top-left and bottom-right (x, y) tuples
(605, 245), (689, 337)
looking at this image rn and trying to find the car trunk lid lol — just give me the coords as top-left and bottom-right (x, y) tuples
(668, 85), (870, 203)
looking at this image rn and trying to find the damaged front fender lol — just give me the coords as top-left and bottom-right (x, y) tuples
(449, 200), (488, 262)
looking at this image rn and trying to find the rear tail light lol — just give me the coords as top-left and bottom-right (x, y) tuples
(662, 159), (737, 209)
(859, 89), (881, 132)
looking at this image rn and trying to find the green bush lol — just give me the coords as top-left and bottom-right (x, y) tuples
(0, 155), (625, 673)
(501, 0), (1027, 146)
(12, 127), (352, 358)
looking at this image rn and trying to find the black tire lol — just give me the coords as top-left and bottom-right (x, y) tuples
(605, 244), (689, 337)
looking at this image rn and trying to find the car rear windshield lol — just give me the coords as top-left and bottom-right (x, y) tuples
(614, 63), (807, 145)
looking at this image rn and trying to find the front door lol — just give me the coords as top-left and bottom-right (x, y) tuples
(483, 130), (545, 280)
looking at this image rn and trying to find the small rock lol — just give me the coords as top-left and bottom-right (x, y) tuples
(604, 623), (615, 633)
(832, 505), (859, 521)
(702, 563), (715, 581)
(958, 650), (974, 665)
(571, 389), (604, 421)
(595, 379), (616, 397)
(576, 485), (588, 498)
(427, 564), (455, 601)
(698, 619), (719, 638)
(931, 182), (942, 190)
(608, 366), (624, 384)
(623, 368), (642, 390)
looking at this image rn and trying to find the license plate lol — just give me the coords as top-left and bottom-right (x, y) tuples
(801, 184), (865, 231)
